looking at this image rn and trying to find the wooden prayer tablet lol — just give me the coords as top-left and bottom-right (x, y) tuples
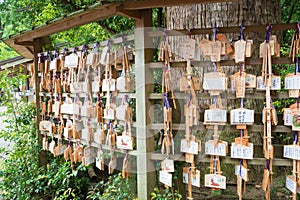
(286, 176), (297, 194)
(210, 41), (222, 62)
(291, 110), (300, 131)
(65, 53), (79, 68)
(285, 73), (300, 90)
(234, 74), (246, 98)
(205, 140), (228, 156)
(230, 73), (256, 90)
(234, 40), (246, 63)
(289, 89), (300, 98)
(180, 139), (199, 155)
(54, 144), (68, 157)
(234, 137), (248, 146)
(203, 72), (227, 91)
(185, 153), (194, 163)
(179, 76), (201, 91)
(261, 169), (270, 191)
(237, 175), (242, 198)
(259, 42), (265, 58)
(49, 140), (56, 154)
(39, 121), (52, 132)
(50, 58), (58, 71)
(82, 156), (95, 166)
(204, 174), (226, 189)
(283, 145), (300, 160)
(283, 108), (293, 126)
(84, 147), (92, 157)
(183, 38), (196, 60)
(256, 76), (281, 90)
(245, 40), (253, 57)
(235, 165), (249, 181)
(183, 168), (200, 187)
(231, 143), (253, 160)
(102, 78), (116, 92)
(216, 33), (233, 55)
(230, 108), (254, 125)
(161, 158), (174, 173)
(159, 170), (172, 187)
(104, 107), (116, 120)
(204, 108), (227, 124)
(116, 135), (133, 150)
(199, 39), (212, 56)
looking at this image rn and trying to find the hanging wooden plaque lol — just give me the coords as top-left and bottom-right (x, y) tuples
(203, 72), (227, 91)
(235, 165), (249, 181)
(199, 39), (212, 56)
(159, 170), (172, 187)
(245, 40), (253, 57)
(161, 158), (174, 173)
(210, 41), (222, 62)
(204, 108), (227, 124)
(183, 38), (196, 60)
(216, 33), (233, 55)
(285, 74), (300, 90)
(230, 108), (254, 125)
(183, 167), (200, 187)
(204, 174), (226, 189)
(284, 145), (300, 160)
(234, 40), (246, 63)
(262, 169), (270, 191)
(205, 140), (228, 156)
(256, 76), (281, 90)
(116, 135), (133, 150)
(180, 139), (199, 155)
(179, 76), (201, 91)
(291, 110), (300, 131)
(286, 175), (297, 194)
(231, 143), (254, 159)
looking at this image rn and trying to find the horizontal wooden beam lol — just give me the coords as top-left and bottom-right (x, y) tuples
(149, 153), (292, 166)
(123, 0), (239, 10)
(149, 58), (294, 68)
(149, 123), (292, 133)
(149, 90), (290, 100)
(149, 23), (298, 37)
(117, 5), (141, 20)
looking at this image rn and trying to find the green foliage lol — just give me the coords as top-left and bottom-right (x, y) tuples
(0, 42), (19, 60)
(87, 173), (137, 200)
(150, 187), (182, 200)
(0, 70), (90, 199)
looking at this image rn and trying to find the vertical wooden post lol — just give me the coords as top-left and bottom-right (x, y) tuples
(135, 9), (156, 199)
(33, 38), (47, 167)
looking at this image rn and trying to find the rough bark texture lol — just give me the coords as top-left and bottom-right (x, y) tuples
(165, 0), (281, 194)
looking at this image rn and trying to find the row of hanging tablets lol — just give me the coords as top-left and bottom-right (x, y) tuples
(37, 41), (134, 95)
(38, 39), (135, 176)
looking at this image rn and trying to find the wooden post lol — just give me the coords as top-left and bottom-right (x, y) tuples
(33, 38), (47, 167)
(135, 9), (156, 199)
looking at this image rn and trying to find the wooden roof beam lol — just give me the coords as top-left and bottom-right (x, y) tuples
(14, 4), (119, 43)
(116, 5), (141, 20)
(122, 0), (239, 10)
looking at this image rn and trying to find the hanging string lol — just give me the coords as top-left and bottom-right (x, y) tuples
(266, 159), (270, 171)
(188, 93), (192, 107)
(294, 131), (298, 145)
(265, 24), (272, 43)
(295, 57), (299, 75)
(213, 156), (217, 174)
(239, 159), (243, 176)
(239, 25), (244, 40)
(163, 29), (167, 43)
